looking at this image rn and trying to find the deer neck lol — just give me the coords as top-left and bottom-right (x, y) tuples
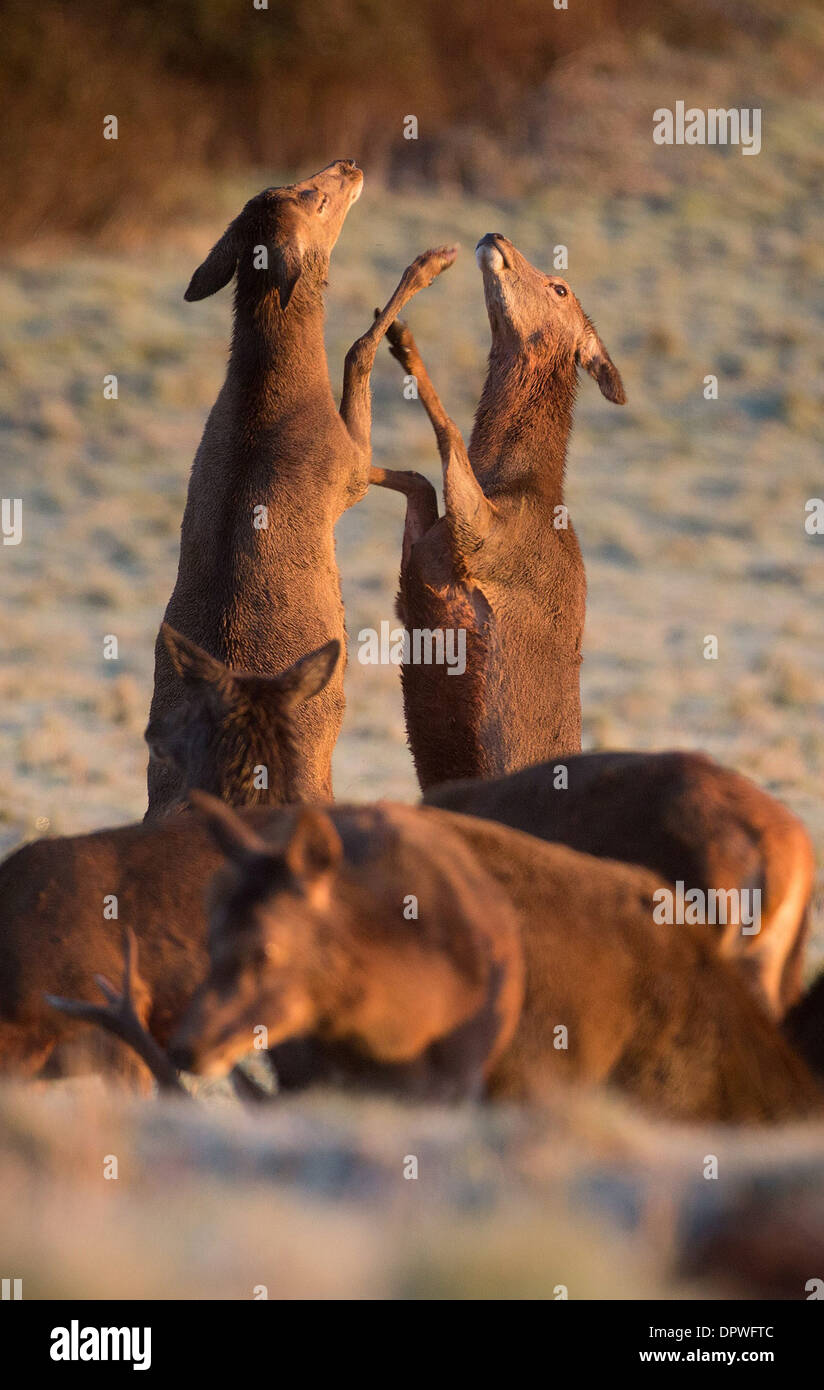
(470, 349), (577, 503)
(225, 269), (334, 426)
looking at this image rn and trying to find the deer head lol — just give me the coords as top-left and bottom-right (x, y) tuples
(184, 160), (363, 310)
(145, 626), (340, 806)
(168, 795), (346, 1076)
(475, 233), (626, 402)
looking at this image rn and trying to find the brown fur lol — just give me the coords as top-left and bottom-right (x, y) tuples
(0, 816), (221, 1083)
(146, 159), (456, 816)
(0, 633), (340, 1085)
(7, 800), (821, 1119)
(168, 797), (525, 1101)
(374, 233), (625, 788)
(425, 750), (816, 1017)
(433, 811), (821, 1122)
(0, 803), (525, 1101)
(174, 803), (823, 1121)
(146, 625), (341, 810)
(784, 971), (824, 1083)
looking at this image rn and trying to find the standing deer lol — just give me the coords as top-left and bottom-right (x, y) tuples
(425, 750), (816, 1018)
(48, 798), (823, 1123)
(373, 233), (625, 789)
(147, 157), (456, 816)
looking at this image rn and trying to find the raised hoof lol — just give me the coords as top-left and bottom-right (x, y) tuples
(407, 244), (459, 290)
(387, 316), (416, 366)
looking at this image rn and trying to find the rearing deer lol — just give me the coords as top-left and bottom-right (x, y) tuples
(374, 233), (625, 789)
(147, 158), (456, 816)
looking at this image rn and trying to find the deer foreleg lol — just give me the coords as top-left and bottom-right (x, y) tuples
(370, 466), (439, 566)
(438, 422), (495, 561)
(339, 245), (457, 453)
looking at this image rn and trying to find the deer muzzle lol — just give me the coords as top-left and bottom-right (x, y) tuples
(475, 233), (511, 273)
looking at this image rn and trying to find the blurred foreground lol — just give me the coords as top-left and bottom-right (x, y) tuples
(2, 1080), (823, 1299)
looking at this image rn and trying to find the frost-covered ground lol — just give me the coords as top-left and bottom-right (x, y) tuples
(1, 169), (823, 1298)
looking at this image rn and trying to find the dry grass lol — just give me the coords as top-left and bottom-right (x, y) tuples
(2, 1080), (823, 1299)
(1, 3), (823, 1299)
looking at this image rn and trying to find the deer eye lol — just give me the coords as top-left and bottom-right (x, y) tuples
(316, 194), (329, 215)
(553, 284), (568, 297)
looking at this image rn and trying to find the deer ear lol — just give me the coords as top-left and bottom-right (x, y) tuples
(576, 319), (626, 404)
(271, 232), (305, 311)
(161, 624), (232, 690)
(276, 640), (341, 707)
(190, 791), (269, 863)
(285, 809), (342, 885)
(185, 227), (238, 301)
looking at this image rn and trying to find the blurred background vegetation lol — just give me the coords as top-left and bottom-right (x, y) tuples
(4, 0), (823, 244)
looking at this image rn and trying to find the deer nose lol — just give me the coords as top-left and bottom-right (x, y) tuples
(475, 233), (511, 271)
(338, 159), (360, 175)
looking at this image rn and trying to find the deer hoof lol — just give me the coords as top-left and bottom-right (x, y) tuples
(409, 244), (459, 288)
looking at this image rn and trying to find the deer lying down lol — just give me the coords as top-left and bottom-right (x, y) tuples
(373, 234), (625, 789)
(150, 636), (815, 1020)
(45, 801), (525, 1103)
(48, 800), (823, 1124)
(425, 750), (815, 1019)
(0, 636), (340, 1086)
(443, 811), (821, 1121)
(147, 157), (457, 816)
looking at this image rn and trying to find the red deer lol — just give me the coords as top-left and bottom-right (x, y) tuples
(40, 801), (526, 1102)
(374, 234), (625, 789)
(0, 635), (341, 1086)
(150, 636), (814, 1020)
(147, 624), (340, 810)
(170, 797), (525, 1101)
(425, 750), (816, 1017)
(45, 802), (824, 1123)
(146, 157), (456, 816)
